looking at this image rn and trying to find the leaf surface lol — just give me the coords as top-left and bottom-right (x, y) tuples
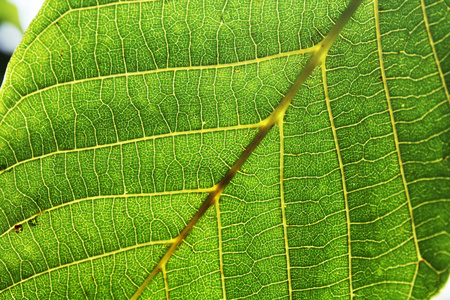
(0, 0), (449, 299)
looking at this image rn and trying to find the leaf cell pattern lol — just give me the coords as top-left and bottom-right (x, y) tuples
(0, 0), (448, 299)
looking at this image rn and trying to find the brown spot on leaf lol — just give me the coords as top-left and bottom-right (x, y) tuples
(14, 224), (22, 233)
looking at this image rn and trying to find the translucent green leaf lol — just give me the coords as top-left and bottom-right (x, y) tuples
(0, 0), (449, 299)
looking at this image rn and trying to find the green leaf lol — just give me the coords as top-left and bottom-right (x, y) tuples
(0, 0), (449, 299)
(0, 0), (22, 32)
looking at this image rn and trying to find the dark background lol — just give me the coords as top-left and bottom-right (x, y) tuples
(0, 51), (11, 86)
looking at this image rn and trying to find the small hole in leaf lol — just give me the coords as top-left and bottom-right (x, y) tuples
(14, 224), (22, 233)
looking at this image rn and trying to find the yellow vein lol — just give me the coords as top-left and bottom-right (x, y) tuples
(0, 123), (259, 176)
(373, 3), (421, 299)
(398, 127), (450, 144)
(417, 231), (449, 242)
(353, 280), (411, 292)
(347, 173), (401, 194)
(422, 258), (444, 274)
(292, 277), (349, 292)
(288, 209), (346, 228)
(407, 176), (450, 184)
(0, 48), (315, 128)
(278, 119), (292, 300)
(322, 64), (353, 299)
(413, 198), (450, 210)
(409, 261), (420, 299)
(0, 187), (213, 241)
(162, 265), (170, 300)
(291, 253), (349, 269)
(230, 280), (289, 300)
(214, 197), (227, 300)
(130, 0), (364, 298)
(419, 0), (450, 103)
(166, 269), (222, 291)
(352, 237), (414, 260)
(0, 238), (174, 294)
(289, 234), (348, 250)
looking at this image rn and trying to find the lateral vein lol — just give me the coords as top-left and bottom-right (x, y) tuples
(322, 63), (354, 299)
(419, 0), (450, 103)
(0, 48), (315, 128)
(0, 123), (259, 176)
(373, 2), (421, 299)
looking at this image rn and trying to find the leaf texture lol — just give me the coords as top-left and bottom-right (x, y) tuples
(0, 0), (449, 299)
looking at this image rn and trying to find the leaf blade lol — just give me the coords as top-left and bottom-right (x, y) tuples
(0, 0), (448, 299)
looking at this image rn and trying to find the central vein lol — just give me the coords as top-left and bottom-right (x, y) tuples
(131, 0), (363, 298)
